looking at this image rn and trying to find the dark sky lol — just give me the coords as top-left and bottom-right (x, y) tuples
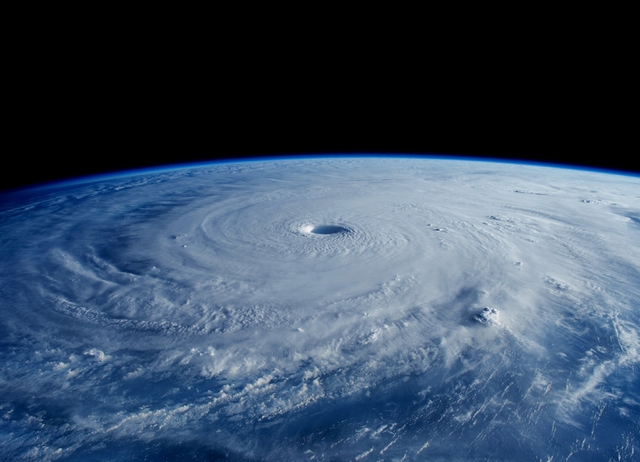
(5, 122), (635, 193)
(3, 78), (636, 192)
(5, 22), (635, 193)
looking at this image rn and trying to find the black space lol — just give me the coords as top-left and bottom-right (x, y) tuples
(5, 14), (636, 194)
(5, 114), (636, 194)
(4, 65), (636, 193)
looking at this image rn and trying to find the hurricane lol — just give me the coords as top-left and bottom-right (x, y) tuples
(1, 157), (639, 461)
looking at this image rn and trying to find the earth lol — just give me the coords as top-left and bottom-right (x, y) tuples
(1, 157), (639, 461)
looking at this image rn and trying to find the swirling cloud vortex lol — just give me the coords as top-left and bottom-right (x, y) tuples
(1, 158), (639, 461)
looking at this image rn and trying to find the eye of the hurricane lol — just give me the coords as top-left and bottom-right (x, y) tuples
(301, 224), (350, 235)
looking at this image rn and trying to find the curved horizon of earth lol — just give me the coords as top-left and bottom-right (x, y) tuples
(0, 157), (639, 461)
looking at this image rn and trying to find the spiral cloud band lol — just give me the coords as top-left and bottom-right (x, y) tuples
(1, 158), (639, 461)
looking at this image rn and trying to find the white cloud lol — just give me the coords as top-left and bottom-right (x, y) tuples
(1, 159), (639, 460)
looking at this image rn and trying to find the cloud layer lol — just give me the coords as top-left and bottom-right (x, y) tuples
(1, 158), (639, 461)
